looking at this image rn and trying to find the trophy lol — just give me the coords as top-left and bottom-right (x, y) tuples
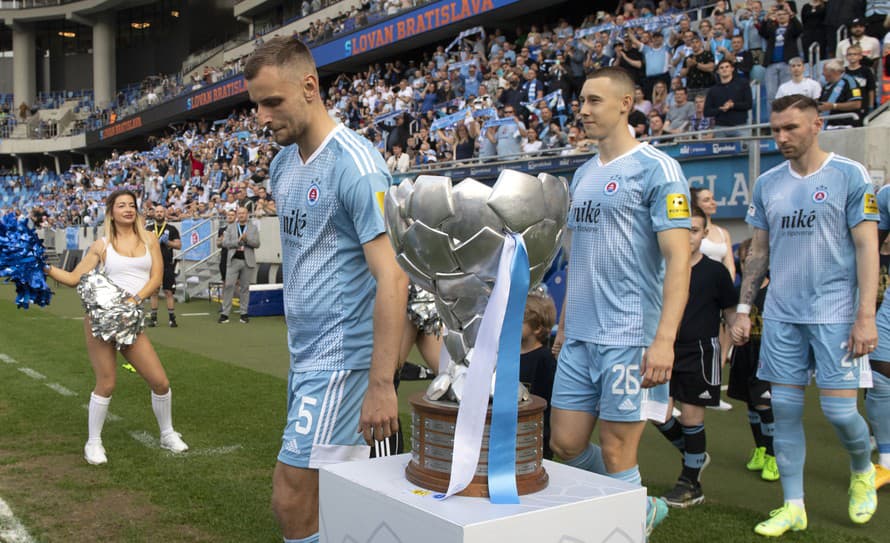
(384, 170), (568, 498)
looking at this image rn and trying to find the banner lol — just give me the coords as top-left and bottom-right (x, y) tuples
(574, 14), (680, 39)
(447, 58), (479, 71)
(179, 219), (212, 261)
(374, 110), (404, 125)
(66, 227), (78, 250)
(481, 117), (517, 130)
(521, 89), (564, 114)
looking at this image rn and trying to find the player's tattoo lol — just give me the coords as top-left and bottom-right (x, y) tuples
(739, 229), (769, 307)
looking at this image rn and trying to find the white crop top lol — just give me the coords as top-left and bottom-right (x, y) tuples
(102, 237), (152, 295)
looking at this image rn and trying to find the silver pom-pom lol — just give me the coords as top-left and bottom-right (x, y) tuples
(76, 270), (145, 350)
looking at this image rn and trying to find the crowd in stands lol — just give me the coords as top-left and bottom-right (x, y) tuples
(4, 0), (890, 225)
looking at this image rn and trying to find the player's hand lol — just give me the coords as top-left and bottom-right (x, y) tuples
(731, 313), (751, 345)
(848, 316), (878, 357)
(552, 328), (566, 358)
(641, 337), (673, 388)
(358, 381), (399, 445)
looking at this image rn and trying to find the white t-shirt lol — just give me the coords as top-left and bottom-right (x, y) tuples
(775, 78), (822, 100)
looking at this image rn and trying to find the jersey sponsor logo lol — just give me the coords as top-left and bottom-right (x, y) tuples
(603, 178), (620, 195)
(666, 193), (690, 219)
(306, 183), (321, 207)
(282, 207), (308, 238)
(570, 200), (601, 225)
(375, 191), (386, 215)
(780, 209), (816, 230)
(864, 193), (879, 215)
(812, 186), (829, 203)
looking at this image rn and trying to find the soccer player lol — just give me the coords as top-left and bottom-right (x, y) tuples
(550, 67), (692, 537)
(656, 206), (737, 507)
(867, 183), (890, 490)
(731, 94), (879, 537)
(245, 37), (409, 543)
(726, 238), (779, 483)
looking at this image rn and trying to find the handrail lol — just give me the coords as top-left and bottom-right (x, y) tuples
(178, 217), (214, 239)
(181, 247), (222, 276)
(865, 100), (890, 126)
(176, 218), (217, 261)
(403, 113), (862, 175)
(808, 42), (820, 70)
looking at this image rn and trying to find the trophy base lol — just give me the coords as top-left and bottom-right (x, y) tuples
(406, 392), (549, 497)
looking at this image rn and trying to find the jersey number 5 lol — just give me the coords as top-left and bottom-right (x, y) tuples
(294, 396), (318, 435)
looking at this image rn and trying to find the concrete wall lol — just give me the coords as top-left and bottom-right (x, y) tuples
(0, 58), (12, 95)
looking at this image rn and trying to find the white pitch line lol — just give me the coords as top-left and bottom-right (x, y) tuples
(180, 312), (210, 317)
(16, 368), (45, 380)
(45, 383), (77, 397)
(166, 444), (242, 458)
(80, 405), (121, 422)
(129, 430), (158, 449)
(0, 496), (36, 543)
(0, 354), (17, 364)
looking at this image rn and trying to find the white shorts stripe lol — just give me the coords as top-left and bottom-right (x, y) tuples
(324, 370), (350, 445)
(313, 370), (341, 446)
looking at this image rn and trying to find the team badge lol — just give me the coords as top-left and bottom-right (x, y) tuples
(306, 183), (320, 206)
(666, 193), (690, 219)
(812, 186), (828, 203)
(603, 179), (620, 195)
(864, 192), (878, 215)
(375, 191), (386, 215)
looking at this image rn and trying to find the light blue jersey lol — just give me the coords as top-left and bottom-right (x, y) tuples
(270, 124), (391, 373)
(746, 153), (878, 324)
(565, 143), (691, 346)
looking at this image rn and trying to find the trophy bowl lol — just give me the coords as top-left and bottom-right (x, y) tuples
(384, 170), (569, 497)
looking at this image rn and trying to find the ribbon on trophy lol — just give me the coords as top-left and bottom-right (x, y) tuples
(444, 233), (530, 503)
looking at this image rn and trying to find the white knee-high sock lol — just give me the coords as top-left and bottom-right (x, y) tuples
(151, 389), (174, 436)
(88, 392), (111, 444)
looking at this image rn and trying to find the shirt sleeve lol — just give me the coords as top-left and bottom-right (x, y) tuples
(168, 225), (180, 241)
(745, 175), (769, 230)
(646, 154), (692, 232)
(338, 169), (390, 245)
(878, 185), (890, 231)
(845, 163), (879, 228)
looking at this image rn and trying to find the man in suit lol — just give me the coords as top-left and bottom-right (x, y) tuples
(219, 206), (261, 324)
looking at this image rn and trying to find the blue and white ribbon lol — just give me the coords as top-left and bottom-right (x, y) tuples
(444, 234), (529, 503)
(448, 59), (479, 72)
(374, 109), (404, 126)
(521, 89), (565, 115)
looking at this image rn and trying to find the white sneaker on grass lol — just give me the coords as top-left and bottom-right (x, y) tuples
(160, 431), (189, 453)
(84, 441), (107, 465)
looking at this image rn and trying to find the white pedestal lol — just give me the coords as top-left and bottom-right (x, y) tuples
(319, 454), (646, 543)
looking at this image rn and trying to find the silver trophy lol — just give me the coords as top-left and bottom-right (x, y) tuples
(384, 170), (569, 402)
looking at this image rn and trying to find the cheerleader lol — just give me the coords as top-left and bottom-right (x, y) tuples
(46, 189), (188, 465)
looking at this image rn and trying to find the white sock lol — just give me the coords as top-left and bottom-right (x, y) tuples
(787, 498), (805, 509)
(88, 392), (111, 444)
(151, 389), (174, 436)
(880, 453), (890, 469)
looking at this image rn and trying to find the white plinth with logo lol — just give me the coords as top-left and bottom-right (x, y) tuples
(319, 454), (646, 543)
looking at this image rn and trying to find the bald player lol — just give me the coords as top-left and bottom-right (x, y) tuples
(245, 37), (408, 543)
(550, 67), (692, 537)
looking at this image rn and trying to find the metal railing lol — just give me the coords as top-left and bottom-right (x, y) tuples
(865, 100), (890, 126)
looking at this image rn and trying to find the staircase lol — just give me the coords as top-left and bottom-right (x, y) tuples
(177, 251), (223, 303)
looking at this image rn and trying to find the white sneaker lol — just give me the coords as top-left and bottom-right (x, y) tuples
(84, 441), (107, 465)
(160, 431), (189, 453)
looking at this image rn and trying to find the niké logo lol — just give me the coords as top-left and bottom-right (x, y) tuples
(572, 200), (601, 224)
(282, 208), (308, 237)
(780, 208), (816, 229)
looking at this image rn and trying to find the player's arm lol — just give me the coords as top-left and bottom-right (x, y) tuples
(731, 227), (769, 345)
(642, 228), (691, 388)
(849, 220), (879, 356)
(358, 234), (409, 444)
(46, 238), (104, 287)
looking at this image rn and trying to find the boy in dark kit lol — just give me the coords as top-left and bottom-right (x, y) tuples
(655, 206), (738, 507)
(520, 292), (558, 460)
